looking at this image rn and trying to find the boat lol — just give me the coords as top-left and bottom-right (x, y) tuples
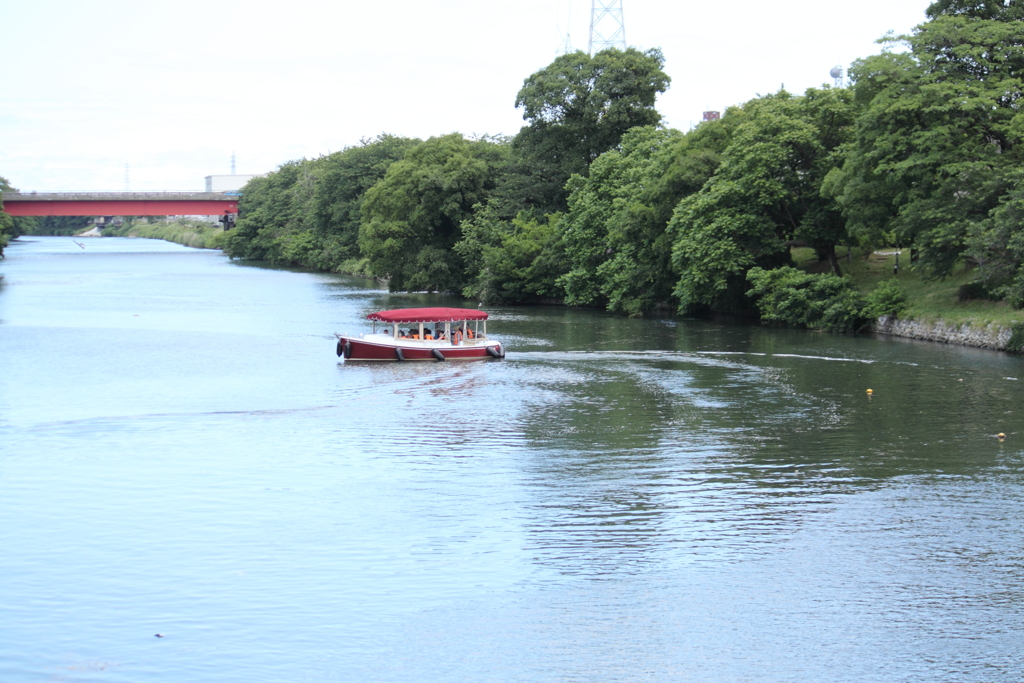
(335, 307), (505, 362)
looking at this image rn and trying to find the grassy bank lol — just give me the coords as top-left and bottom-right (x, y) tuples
(99, 220), (228, 250)
(99, 220), (375, 277)
(794, 247), (1024, 330)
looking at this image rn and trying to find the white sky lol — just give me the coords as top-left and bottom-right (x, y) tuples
(1, 0), (930, 193)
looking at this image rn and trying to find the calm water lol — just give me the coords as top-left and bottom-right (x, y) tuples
(2, 236), (1023, 682)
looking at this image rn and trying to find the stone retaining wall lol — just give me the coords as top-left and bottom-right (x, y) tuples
(873, 315), (1013, 350)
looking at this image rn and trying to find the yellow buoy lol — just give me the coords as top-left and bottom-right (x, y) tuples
(998, 433), (1006, 439)
(866, 389), (873, 394)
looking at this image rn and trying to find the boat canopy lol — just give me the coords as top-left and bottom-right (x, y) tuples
(367, 307), (488, 323)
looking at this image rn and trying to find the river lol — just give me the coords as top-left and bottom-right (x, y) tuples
(1, 236), (1022, 682)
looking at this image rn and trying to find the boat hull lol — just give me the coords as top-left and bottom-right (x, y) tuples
(338, 336), (502, 361)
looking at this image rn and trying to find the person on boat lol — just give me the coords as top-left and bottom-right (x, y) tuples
(453, 326), (463, 345)
(466, 326), (475, 339)
(423, 328), (434, 340)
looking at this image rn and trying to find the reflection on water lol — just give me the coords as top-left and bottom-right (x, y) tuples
(1, 237), (1023, 682)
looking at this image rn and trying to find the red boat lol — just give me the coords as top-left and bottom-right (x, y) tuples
(335, 307), (505, 362)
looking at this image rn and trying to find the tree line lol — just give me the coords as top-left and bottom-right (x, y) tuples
(9, 0), (1023, 330)
(0, 176), (92, 256)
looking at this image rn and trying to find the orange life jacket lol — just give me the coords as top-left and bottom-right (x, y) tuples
(467, 329), (475, 339)
(453, 330), (463, 345)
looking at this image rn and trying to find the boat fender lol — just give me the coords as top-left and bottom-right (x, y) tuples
(486, 346), (501, 359)
(344, 341), (352, 359)
(431, 348), (445, 362)
(336, 339), (345, 357)
(395, 347), (405, 362)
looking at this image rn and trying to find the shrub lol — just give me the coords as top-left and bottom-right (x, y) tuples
(863, 278), (909, 319)
(1007, 323), (1024, 353)
(746, 266), (868, 332)
(956, 281), (1000, 302)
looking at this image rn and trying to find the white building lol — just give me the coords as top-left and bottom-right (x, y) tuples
(204, 175), (256, 192)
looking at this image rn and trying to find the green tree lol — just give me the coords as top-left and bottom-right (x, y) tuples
(965, 176), (1024, 306)
(0, 175), (38, 254)
(456, 206), (567, 304)
(358, 133), (508, 293)
(832, 0), (1024, 277)
(558, 123), (728, 315)
(746, 266), (868, 332)
(309, 134), (420, 269)
(513, 47), (670, 212)
(30, 216), (89, 236)
(223, 136), (418, 272)
(222, 159), (315, 263)
(670, 88), (857, 313)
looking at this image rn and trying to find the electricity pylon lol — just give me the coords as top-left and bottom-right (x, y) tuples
(588, 0), (626, 55)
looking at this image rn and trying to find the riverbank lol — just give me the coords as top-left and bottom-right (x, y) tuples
(60, 232), (1024, 353)
(794, 246), (1024, 353)
(873, 315), (1022, 352)
(95, 220), (228, 249)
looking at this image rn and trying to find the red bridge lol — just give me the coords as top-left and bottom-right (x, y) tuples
(0, 192), (239, 216)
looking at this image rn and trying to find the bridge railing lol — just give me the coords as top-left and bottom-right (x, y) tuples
(1, 192), (236, 201)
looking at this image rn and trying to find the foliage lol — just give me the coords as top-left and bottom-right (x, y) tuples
(223, 135), (417, 272)
(222, 160), (314, 262)
(358, 133), (508, 292)
(671, 87), (857, 313)
(863, 278), (909, 318)
(964, 177), (1024, 307)
(558, 124), (727, 315)
(310, 135), (420, 263)
(101, 218), (225, 249)
(456, 207), (566, 304)
(29, 216), (91, 235)
(746, 266), (868, 332)
(1007, 322), (1024, 353)
(0, 175), (30, 255)
(513, 47), (670, 211)
(832, 2), (1024, 277)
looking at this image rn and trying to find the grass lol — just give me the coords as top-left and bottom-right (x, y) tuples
(98, 220), (228, 250)
(792, 246), (1024, 329)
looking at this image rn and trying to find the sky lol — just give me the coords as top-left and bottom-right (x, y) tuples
(1, 0), (932, 193)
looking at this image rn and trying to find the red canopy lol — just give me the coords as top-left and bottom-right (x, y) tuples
(367, 307), (488, 323)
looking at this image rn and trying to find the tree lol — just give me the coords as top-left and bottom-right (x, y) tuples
(746, 266), (868, 332)
(965, 175), (1024, 306)
(670, 88), (857, 313)
(222, 160), (313, 263)
(310, 135), (420, 268)
(0, 175), (37, 255)
(513, 47), (670, 212)
(455, 205), (567, 304)
(558, 123), (728, 315)
(832, 0), (1024, 277)
(222, 136), (419, 272)
(358, 134), (508, 293)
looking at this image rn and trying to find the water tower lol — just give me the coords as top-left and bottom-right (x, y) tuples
(830, 65), (844, 87)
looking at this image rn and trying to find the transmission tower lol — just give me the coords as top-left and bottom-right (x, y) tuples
(555, 1), (574, 55)
(588, 0), (626, 55)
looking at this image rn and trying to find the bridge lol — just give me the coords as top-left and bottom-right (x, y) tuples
(0, 192), (239, 216)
